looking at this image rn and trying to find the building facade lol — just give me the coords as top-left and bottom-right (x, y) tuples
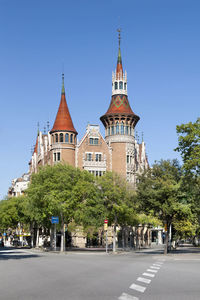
(29, 34), (149, 185)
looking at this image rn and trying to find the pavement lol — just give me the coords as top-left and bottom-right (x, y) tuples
(0, 244), (200, 300)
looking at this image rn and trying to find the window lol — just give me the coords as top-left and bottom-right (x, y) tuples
(121, 122), (124, 135)
(60, 133), (63, 143)
(108, 127), (110, 136)
(115, 82), (118, 90)
(89, 138), (93, 145)
(111, 125), (114, 135)
(55, 134), (58, 143)
(94, 138), (99, 145)
(119, 81), (123, 89)
(127, 155), (129, 164)
(95, 154), (102, 162)
(126, 126), (129, 135)
(70, 134), (73, 143)
(124, 83), (127, 90)
(86, 153), (92, 161)
(65, 133), (69, 143)
(52, 135), (54, 143)
(116, 122), (119, 134)
(54, 152), (61, 162)
(130, 127), (132, 135)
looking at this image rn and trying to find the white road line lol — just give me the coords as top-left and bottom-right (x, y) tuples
(147, 269), (158, 273)
(150, 266), (160, 269)
(153, 263), (162, 266)
(129, 283), (146, 293)
(137, 277), (151, 284)
(118, 293), (139, 300)
(143, 272), (155, 278)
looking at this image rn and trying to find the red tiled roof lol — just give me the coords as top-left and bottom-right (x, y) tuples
(105, 95), (136, 115)
(51, 92), (77, 134)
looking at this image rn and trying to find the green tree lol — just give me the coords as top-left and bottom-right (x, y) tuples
(0, 196), (29, 234)
(136, 159), (194, 254)
(26, 163), (82, 250)
(175, 117), (200, 174)
(97, 172), (138, 252)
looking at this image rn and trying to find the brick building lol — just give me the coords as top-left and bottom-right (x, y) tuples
(29, 33), (148, 185)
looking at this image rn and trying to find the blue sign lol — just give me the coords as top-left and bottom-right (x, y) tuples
(3, 233), (6, 236)
(51, 216), (59, 224)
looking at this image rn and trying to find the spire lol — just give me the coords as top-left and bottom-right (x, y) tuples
(116, 28), (123, 78)
(50, 75), (77, 134)
(61, 73), (65, 94)
(117, 28), (122, 64)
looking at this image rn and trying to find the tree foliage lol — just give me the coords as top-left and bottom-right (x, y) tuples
(175, 117), (200, 174)
(136, 159), (195, 253)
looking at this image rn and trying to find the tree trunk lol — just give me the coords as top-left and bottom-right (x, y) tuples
(122, 226), (125, 249)
(113, 223), (116, 253)
(36, 226), (39, 248)
(60, 214), (65, 252)
(30, 222), (34, 248)
(164, 229), (169, 255)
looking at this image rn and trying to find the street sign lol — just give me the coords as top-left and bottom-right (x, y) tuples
(104, 223), (108, 231)
(104, 219), (108, 224)
(3, 233), (6, 236)
(51, 216), (59, 224)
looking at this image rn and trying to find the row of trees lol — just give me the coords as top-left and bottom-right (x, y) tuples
(0, 118), (199, 254)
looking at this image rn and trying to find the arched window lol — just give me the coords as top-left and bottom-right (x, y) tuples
(121, 122), (124, 135)
(126, 125), (129, 135)
(60, 133), (63, 143)
(52, 135), (54, 143)
(111, 125), (114, 135)
(124, 83), (127, 90)
(119, 81), (123, 89)
(130, 127), (132, 135)
(116, 121), (119, 134)
(70, 134), (73, 143)
(65, 133), (69, 143)
(115, 82), (118, 90)
(55, 134), (58, 143)
(108, 127), (110, 136)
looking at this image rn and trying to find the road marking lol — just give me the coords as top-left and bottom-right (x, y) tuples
(150, 266), (160, 269)
(143, 272), (155, 277)
(147, 269), (158, 273)
(118, 293), (139, 300)
(129, 283), (146, 293)
(153, 263), (162, 266)
(137, 277), (151, 284)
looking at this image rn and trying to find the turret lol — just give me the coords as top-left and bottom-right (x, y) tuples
(50, 74), (77, 166)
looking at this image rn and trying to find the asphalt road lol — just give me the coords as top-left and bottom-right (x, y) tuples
(0, 245), (200, 300)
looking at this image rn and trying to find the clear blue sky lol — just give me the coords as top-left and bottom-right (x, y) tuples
(0, 0), (200, 198)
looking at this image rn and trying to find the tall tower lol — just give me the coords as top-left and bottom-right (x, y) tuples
(50, 74), (77, 166)
(100, 30), (140, 182)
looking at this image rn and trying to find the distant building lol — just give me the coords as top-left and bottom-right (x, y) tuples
(8, 173), (30, 197)
(29, 32), (149, 186)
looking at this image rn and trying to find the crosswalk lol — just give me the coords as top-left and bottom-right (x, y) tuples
(118, 258), (165, 300)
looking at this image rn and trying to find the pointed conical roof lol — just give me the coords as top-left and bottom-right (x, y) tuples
(50, 74), (77, 134)
(33, 135), (38, 154)
(105, 94), (138, 116)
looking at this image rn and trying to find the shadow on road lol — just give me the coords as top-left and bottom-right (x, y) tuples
(0, 247), (41, 260)
(171, 244), (200, 255)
